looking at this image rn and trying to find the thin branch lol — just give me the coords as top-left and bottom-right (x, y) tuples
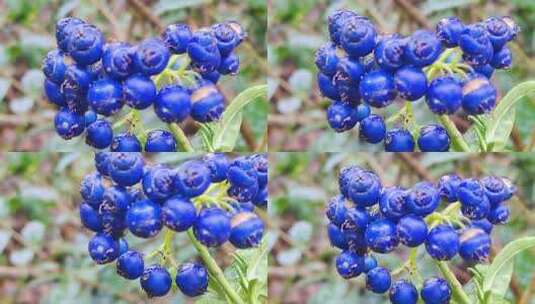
(392, 0), (432, 29)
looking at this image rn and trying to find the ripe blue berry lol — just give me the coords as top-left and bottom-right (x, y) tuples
(407, 181), (440, 216)
(249, 154), (268, 188)
(462, 76), (497, 115)
(345, 168), (382, 207)
(328, 10), (359, 45)
(161, 23), (192, 54)
(175, 160), (211, 197)
(140, 264), (172, 297)
(379, 186), (409, 219)
(374, 35), (406, 70)
(162, 196), (197, 232)
(134, 38), (170, 76)
(80, 172), (105, 207)
(211, 21), (245, 57)
(123, 74), (157, 109)
(44, 79), (67, 107)
(457, 178), (484, 207)
(390, 279), (418, 304)
(145, 130), (177, 152)
(365, 219), (399, 253)
(202, 153), (229, 182)
(366, 266), (391, 294)
(344, 230), (368, 255)
(230, 212), (264, 248)
(459, 228), (491, 263)
(472, 64), (495, 78)
(335, 250), (365, 279)
(384, 128), (415, 152)
(188, 29), (221, 73)
(142, 164), (176, 202)
(397, 214), (428, 247)
(490, 46), (512, 69)
(95, 152), (111, 176)
(363, 255), (377, 273)
(317, 72), (340, 100)
(315, 42), (339, 76)
(359, 69), (397, 108)
(470, 219), (493, 234)
(117, 250), (144, 280)
(435, 16), (465, 47)
(109, 152), (144, 187)
(502, 16), (520, 40)
(218, 52), (240, 75)
(327, 223), (349, 250)
(483, 17), (512, 50)
(88, 233), (120, 264)
(326, 195), (348, 226)
(42, 49), (67, 84)
(421, 277), (451, 304)
(85, 119), (113, 149)
(340, 207), (369, 233)
(394, 66), (427, 101)
(438, 174), (462, 203)
(118, 238), (129, 255)
(55, 17), (86, 52)
(488, 203), (509, 224)
(110, 132), (142, 152)
(193, 207), (231, 247)
(154, 85), (191, 123)
(87, 78), (124, 116)
(101, 186), (133, 214)
(404, 30), (442, 66)
(481, 175), (511, 205)
(80, 202), (103, 232)
(326, 101), (359, 132)
(252, 185), (268, 208)
(176, 263), (209, 297)
(459, 24), (494, 66)
(426, 76), (462, 114)
(54, 108), (85, 139)
(126, 199), (163, 238)
(340, 17), (377, 58)
(355, 104), (371, 121)
(425, 224), (459, 260)
(339, 166), (363, 198)
(417, 124), (450, 152)
(68, 23), (105, 66)
(102, 42), (135, 79)
(190, 84), (225, 122)
(84, 110), (97, 126)
(332, 57), (365, 104)
(359, 114), (386, 144)
(461, 195), (490, 220)
(62, 65), (92, 113)
(227, 157), (259, 202)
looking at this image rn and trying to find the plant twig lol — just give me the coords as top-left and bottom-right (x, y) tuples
(125, 0), (163, 31)
(392, 0), (432, 29)
(438, 115), (471, 152)
(435, 261), (472, 304)
(168, 123), (195, 152)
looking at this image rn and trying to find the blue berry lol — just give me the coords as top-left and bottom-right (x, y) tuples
(95, 152), (111, 176)
(85, 119), (113, 149)
(202, 153), (229, 182)
(84, 110), (97, 126)
(488, 203), (509, 224)
(397, 214), (428, 247)
(145, 130), (177, 152)
(109, 152), (144, 187)
(457, 178), (484, 207)
(328, 10), (359, 45)
(394, 66), (427, 101)
(252, 185), (268, 208)
(407, 181), (440, 216)
(80, 203), (103, 232)
(340, 17), (377, 58)
(175, 160), (211, 197)
(68, 23), (105, 66)
(134, 38), (170, 75)
(326, 101), (359, 132)
(374, 35), (406, 70)
(54, 108), (85, 139)
(421, 277), (451, 304)
(326, 195), (348, 226)
(332, 57), (365, 104)
(62, 65), (92, 113)
(470, 219), (493, 234)
(435, 16), (465, 47)
(140, 264), (172, 297)
(193, 207), (231, 247)
(490, 46), (512, 69)
(438, 174), (462, 203)
(417, 124), (450, 152)
(359, 114), (386, 144)
(142, 164), (176, 202)
(461, 195), (490, 220)
(404, 30), (442, 67)
(227, 157), (259, 202)
(162, 196), (197, 232)
(88, 233), (120, 264)
(188, 29), (221, 73)
(123, 74), (157, 109)
(426, 76), (462, 114)
(101, 186), (133, 214)
(117, 250), (144, 280)
(176, 262), (209, 297)
(317, 73), (340, 100)
(110, 132), (142, 152)
(459, 228), (491, 263)
(359, 69), (397, 108)
(472, 64), (494, 78)
(340, 207), (369, 233)
(126, 199), (163, 238)
(55, 17), (86, 52)
(154, 85), (191, 123)
(365, 219), (399, 253)
(190, 84), (225, 122)
(339, 166), (362, 198)
(355, 104), (371, 121)
(118, 238), (129, 255)
(345, 168), (382, 207)
(230, 212), (264, 248)
(384, 128), (415, 152)
(161, 23), (192, 54)
(483, 17), (512, 50)
(102, 42), (135, 79)
(363, 255), (377, 273)
(344, 230), (368, 255)
(335, 250), (365, 279)
(390, 279), (418, 304)
(379, 186), (409, 219)
(249, 154), (268, 188)
(366, 266), (391, 294)
(44, 79), (67, 107)
(211, 21), (244, 56)
(425, 224), (459, 261)
(80, 172), (105, 207)
(200, 70), (221, 83)
(459, 24), (494, 66)
(315, 42), (339, 76)
(461, 76), (497, 115)
(218, 52), (240, 75)
(42, 49), (67, 84)
(501, 16), (520, 40)
(87, 78), (124, 116)
(327, 223), (349, 250)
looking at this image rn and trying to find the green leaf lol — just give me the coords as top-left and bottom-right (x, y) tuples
(484, 81), (535, 151)
(211, 84), (267, 151)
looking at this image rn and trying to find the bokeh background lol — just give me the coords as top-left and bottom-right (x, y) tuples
(0, 0), (267, 151)
(268, 152), (535, 303)
(268, 0), (535, 151)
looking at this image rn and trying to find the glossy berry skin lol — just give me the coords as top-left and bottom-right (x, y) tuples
(366, 266), (391, 294)
(126, 199), (163, 238)
(80, 172), (105, 207)
(140, 264), (172, 297)
(68, 24), (105, 66)
(438, 174), (462, 203)
(355, 104), (371, 121)
(85, 119), (113, 149)
(490, 46), (512, 69)
(102, 42), (135, 79)
(44, 79), (67, 107)
(95, 152), (111, 176)
(101, 186), (133, 214)
(42, 49), (67, 84)
(175, 160), (211, 197)
(134, 38), (170, 76)
(394, 66), (427, 101)
(193, 208), (231, 247)
(379, 186), (409, 219)
(397, 214), (428, 247)
(326, 101), (359, 132)
(359, 70), (397, 108)
(218, 52), (240, 75)
(142, 164), (176, 202)
(190, 85), (225, 122)
(340, 207), (369, 233)
(328, 10), (359, 45)
(230, 212), (264, 248)
(154, 85), (191, 123)
(327, 223), (349, 250)
(390, 279), (418, 304)
(384, 128), (415, 152)
(326, 195), (348, 226)
(459, 24), (494, 66)
(462, 76), (497, 115)
(484, 17), (512, 50)
(488, 204), (509, 224)
(426, 76), (462, 114)
(200, 70), (221, 83)
(359, 114), (386, 144)
(55, 17), (86, 52)
(118, 238), (129, 255)
(421, 277), (451, 304)
(88, 233), (120, 264)
(471, 219), (493, 234)
(249, 154), (268, 188)
(87, 78), (124, 116)
(459, 228), (491, 263)
(363, 255), (377, 273)
(84, 110), (97, 126)
(176, 263), (209, 297)
(338, 166), (363, 198)
(404, 30), (442, 67)
(202, 153), (229, 182)
(340, 17), (377, 58)
(374, 35), (406, 71)
(211, 21), (244, 56)
(110, 132), (142, 152)
(122, 74), (157, 109)
(332, 57), (365, 104)
(417, 124), (450, 152)
(80, 203), (103, 232)
(252, 185), (268, 208)
(461, 196), (490, 220)
(335, 250), (365, 279)
(161, 23), (192, 54)
(345, 168), (382, 207)
(54, 108), (85, 139)
(162, 196), (197, 232)
(227, 157), (259, 202)
(145, 130), (177, 152)
(315, 42), (339, 76)
(425, 224), (459, 261)
(457, 178), (485, 207)
(317, 73), (340, 100)
(435, 16), (465, 47)
(407, 181), (440, 216)
(365, 219), (399, 253)
(188, 30), (221, 73)
(109, 152), (144, 187)
(473, 64), (495, 78)
(117, 250), (144, 280)
(61, 65), (92, 113)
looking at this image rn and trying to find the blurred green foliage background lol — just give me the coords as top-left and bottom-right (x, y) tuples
(269, 152), (535, 303)
(0, 0), (267, 152)
(268, 0), (535, 151)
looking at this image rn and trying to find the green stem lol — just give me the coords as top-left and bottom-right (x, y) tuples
(435, 261), (472, 304)
(186, 229), (245, 304)
(438, 115), (471, 152)
(168, 123), (195, 152)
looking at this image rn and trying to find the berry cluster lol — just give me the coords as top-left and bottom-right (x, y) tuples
(43, 17), (246, 151)
(316, 10), (520, 151)
(80, 152), (267, 298)
(326, 165), (516, 303)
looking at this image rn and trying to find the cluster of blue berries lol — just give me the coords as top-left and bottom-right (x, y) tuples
(316, 10), (519, 151)
(80, 152), (267, 298)
(326, 165), (516, 303)
(43, 17), (246, 151)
